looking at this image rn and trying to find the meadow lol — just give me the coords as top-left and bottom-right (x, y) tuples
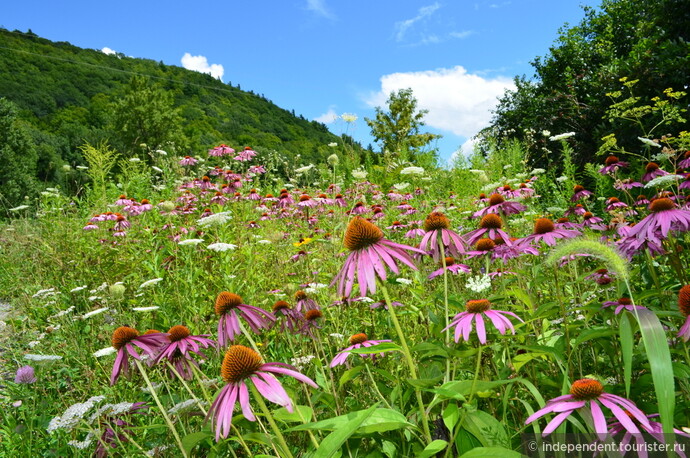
(1, 136), (689, 457)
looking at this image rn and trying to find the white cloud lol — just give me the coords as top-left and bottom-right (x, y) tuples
(395, 3), (441, 42)
(306, 0), (335, 19)
(101, 47), (116, 55)
(365, 66), (515, 140)
(314, 107), (338, 124)
(180, 53), (224, 80)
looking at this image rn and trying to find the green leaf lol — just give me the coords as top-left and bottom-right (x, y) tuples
(619, 311), (634, 397)
(312, 403), (380, 458)
(181, 431), (211, 455)
(345, 342), (403, 354)
(288, 407), (413, 435)
(573, 327), (617, 346)
(273, 405), (313, 423)
(339, 365), (364, 388)
(462, 410), (510, 448)
(443, 403), (460, 431)
(634, 308), (675, 435)
(416, 440), (448, 458)
(459, 447), (521, 457)
(512, 352), (548, 372)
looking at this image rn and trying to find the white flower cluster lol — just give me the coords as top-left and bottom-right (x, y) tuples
(638, 137), (661, 148)
(352, 169), (368, 180)
(9, 205), (30, 212)
(395, 278), (413, 285)
(178, 238), (205, 246)
(139, 278), (163, 289)
(290, 355), (316, 370)
(400, 166), (425, 176)
(465, 274), (492, 293)
(132, 306), (159, 312)
(644, 174), (684, 188)
(168, 399), (204, 415)
(549, 132), (576, 141)
(393, 182), (410, 190)
(207, 242), (237, 252)
(305, 283), (328, 294)
(25, 354), (63, 362)
(47, 396), (106, 433)
(196, 211), (232, 229)
(70, 285), (87, 293)
(93, 346), (117, 358)
(530, 168), (546, 175)
(555, 175), (569, 183)
(341, 113), (358, 123)
(81, 307), (109, 320)
(32, 288), (58, 299)
(294, 164), (315, 174)
(49, 305), (75, 320)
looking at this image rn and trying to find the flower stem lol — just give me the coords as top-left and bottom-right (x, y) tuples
(381, 284), (432, 444)
(134, 359), (188, 458)
(165, 361), (207, 415)
(365, 362), (393, 410)
(249, 382), (295, 458)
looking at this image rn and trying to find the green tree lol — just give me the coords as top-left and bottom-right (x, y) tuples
(110, 76), (186, 156)
(0, 98), (39, 213)
(365, 88), (441, 165)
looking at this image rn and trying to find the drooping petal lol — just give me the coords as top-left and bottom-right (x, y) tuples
(475, 313), (487, 344)
(238, 381), (256, 421)
(542, 410), (575, 436)
(589, 400), (608, 440)
(261, 363), (319, 388)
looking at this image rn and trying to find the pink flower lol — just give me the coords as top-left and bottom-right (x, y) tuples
(419, 212), (467, 261)
(208, 144), (235, 157)
(520, 218), (581, 247)
(526, 378), (651, 439)
(214, 293), (276, 347)
(208, 345), (317, 441)
(473, 193), (526, 219)
(330, 333), (392, 367)
(428, 257), (471, 279)
(179, 155), (198, 166)
(442, 299), (522, 344)
(332, 217), (425, 297)
(15, 365), (36, 384)
(601, 297), (646, 315)
(154, 325), (216, 380)
(599, 155), (629, 174)
(110, 327), (168, 385)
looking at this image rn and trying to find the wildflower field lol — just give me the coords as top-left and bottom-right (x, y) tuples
(2, 135), (690, 457)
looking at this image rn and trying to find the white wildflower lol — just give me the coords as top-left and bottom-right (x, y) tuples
(47, 396), (106, 433)
(81, 307), (109, 320)
(556, 175), (569, 183)
(290, 355), (316, 370)
(178, 238), (205, 246)
(32, 288), (57, 299)
(393, 182), (410, 190)
(68, 433), (94, 450)
(76, 165), (88, 170)
(549, 132), (576, 141)
(352, 169), (368, 180)
(87, 296), (101, 302)
(638, 137), (661, 148)
(25, 354), (62, 362)
(9, 205), (30, 211)
(93, 346), (117, 358)
(70, 286), (87, 293)
(465, 274), (492, 293)
(156, 149), (168, 156)
(329, 333), (345, 340)
(168, 399), (205, 415)
(140, 382), (163, 393)
(294, 164), (315, 173)
(400, 166), (425, 176)
(132, 306), (160, 312)
(129, 157), (141, 162)
(49, 306), (75, 319)
(305, 283), (328, 294)
(196, 211), (232, 229)
(530, 168), (546, 175)
(328, 142), (338, 147)
(503, 164), (513, 170)
(207, 242), (238, 252)
(341, 113), (358, 123)
(138, 278), (163, 289)
(644, 174), (684, 188)
(152, 166), (163, 173)
(357, 296), (375, 303)
(542, 130), (551, 137)
(256, 240), (272, 244)
(396, 278), (413, 285)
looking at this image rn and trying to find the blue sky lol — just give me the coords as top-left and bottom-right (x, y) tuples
(1, 0), (598, 162)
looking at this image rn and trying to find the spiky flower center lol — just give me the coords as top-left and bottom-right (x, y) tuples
(466, 299), (491, 313)
(479, 193), (486, 199)
(480, 214), (502, 229)
(583, 212), (594, 219)
(112, 326), (139, 349)
(424, 212), (450, 231)
(344, 217), (383, 251)
(354, 202), (364, 207)
(533, 218), (555, 234)
(443, 257), (455, 266)
(618, 297), (632, 306)
(488, 193), (505, 206)
(305, 309), (323, 321)
(475, 238), (496, 251)
(569, 378), (604, 400)
(295, 290), (308, 301)
(273, 300), (291, 312)
(649, 197), (676, 212)
(557, 217), (570, 224)
(221, 345), (263, 383)
(596, 268), (608, 275)
(502, 185), (512, 191)
(678, 285), (690, 316)
(605, 155), (620, 166)
(645, 162), (659, 173)
(168, 325), (191, 342)
(215, 292), (243, 315)
(299, 195), (311, 202)
(349, 333), (368, 345)
(573, 185), (585, 193)
(608, 197), (620, 204)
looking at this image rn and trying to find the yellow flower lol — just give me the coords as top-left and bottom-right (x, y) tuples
(293, 237), (313, 248)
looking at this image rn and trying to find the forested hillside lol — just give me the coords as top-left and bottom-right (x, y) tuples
(0, 28), (367, 209)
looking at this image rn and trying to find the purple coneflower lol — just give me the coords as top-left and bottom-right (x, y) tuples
(602, 297), (646, 314)
(208, 144), (235, 157)
(641, 162), (668, 183)
(571, 184), (593, 202)
(331, 217), (425, 297)
(350, 201), (369, 214)
(605, 197), (629, 212)
(215, 292), (276, 347)
(272, 301), (301, 333)
(154, 325), (216, 379)
(330, 333), (392, 367)
(677, 285), (690, 341)
(473, 193), (526, 219)
(297, 194), (317, 208)
(442, 299), (522, 344)
(564, 204), (587, 217)
(234, 146), (257, 162)
(464, 213), (511, 246)
(581, 212), (607, 230)
(624, 198), (690, 244)
(606, 411), (690, 453)
(428, 257), (471, 279)
(586, 268), (614, 285)
(179, 155), (198, 166)
(94, 402), (148, 458)
(614, 178), (643, 191)
(525, 378), (651, 439)
(207, 345), (317, 441)
(294, 290), (319, 313)
(521, 218), (581, 247)
(599, 155), (629, 174)
(419, 212), (466, 261)
(15, 365), (36, 384)
(299, 309), (323, 337)
(110, 327), (168, 385)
